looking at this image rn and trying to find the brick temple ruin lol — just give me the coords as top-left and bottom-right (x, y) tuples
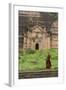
(19, 11), (58, 50)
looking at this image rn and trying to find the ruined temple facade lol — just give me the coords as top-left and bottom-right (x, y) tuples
(19, 11), (58, 50)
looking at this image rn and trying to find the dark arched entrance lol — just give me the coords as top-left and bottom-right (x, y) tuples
(35, 43), (39, 50)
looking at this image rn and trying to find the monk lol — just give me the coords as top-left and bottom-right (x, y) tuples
(46, 52), (51, 69)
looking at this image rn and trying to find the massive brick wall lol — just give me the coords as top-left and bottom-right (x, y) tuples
(19, 11), (58, 50)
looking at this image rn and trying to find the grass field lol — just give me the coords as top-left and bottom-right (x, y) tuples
(19, 48), (58, 72)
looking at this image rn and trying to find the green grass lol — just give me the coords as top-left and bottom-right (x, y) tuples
(19, 48), (58, 72)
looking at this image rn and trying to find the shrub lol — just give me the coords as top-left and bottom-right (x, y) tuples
(25, 48), (35, 54)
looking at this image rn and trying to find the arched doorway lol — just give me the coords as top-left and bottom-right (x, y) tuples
(35, 43), (39, 50)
